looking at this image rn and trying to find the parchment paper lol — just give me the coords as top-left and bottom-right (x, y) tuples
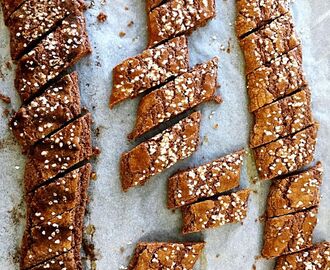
(0, 0), (329, 269)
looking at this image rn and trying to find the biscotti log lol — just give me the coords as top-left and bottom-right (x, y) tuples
(181, 189), (251, 234)
(167, 149), (245, 209)
(250, 88), (313, 148)
(15, 13), (91, 102)
(254, 124), (318, 181)
(24, 113), (93, 192)
(26, 164), (91, 227)
(235, 0), (289, 38)
(147, 0), (216, 48)
(7, 0), (84, 60)
(20, 207), (85, 269)
(262, 208), (318, 259)
(121, 111), (201, 191)
(247, 46), (307, 112)
(110, 36), (189, 108)
(10, 72), (81, 151)
(127, 242), (205, 270)
(274, 242), (330, 270)
(266, 162), (323, 218)
(129, 57), (221, 140)
(240, 12), (300, 74)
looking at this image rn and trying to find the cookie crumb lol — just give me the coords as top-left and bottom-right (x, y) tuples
(127, 20), (134, 27)
(97, 12), (107, 23)
(0, 93), (11, 104)
(119, 31), (126, 38)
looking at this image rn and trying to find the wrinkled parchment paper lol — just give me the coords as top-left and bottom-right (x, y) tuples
(0, 0), (329, 269)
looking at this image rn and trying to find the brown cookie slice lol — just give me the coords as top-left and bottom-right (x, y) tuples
(7, 0), (85, 60)
(262, 208), (318, 259)
(240, 12), (300, 74)
(121, 111), (201, 192)
(254, 124), (319, 181)
(250, 88), (314, 148)
(181, 189), (251, 234)
(266, 162), (323, 218)
(274, 242), (330, 270)
(127, 242), (205, 270)
(236, 0), (289, 38)
(24, 113), (93, 192)
(147, 0), (216, 48)
(10, 72), (81, 151)
(20, 207), (85, 269)
(168, 149), (245, 209)
(247, 46), (307, 112)
(26, 164), (91, 227)
(110, 36), (189, 108)
(129, 57), (221, 140)
(15, 12), (92, 102)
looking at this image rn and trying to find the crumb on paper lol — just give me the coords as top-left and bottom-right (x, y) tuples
(127, 21), (134, 27)
(91, 172), (97, 181)
(97, 12), (107, 23)
(119, 31), (126, 38)
(213, 123), (219, 129)
(0, 93), (11, 104)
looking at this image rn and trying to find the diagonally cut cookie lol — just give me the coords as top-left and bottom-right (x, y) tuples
(26, 163), (91, 227)
(20, 207), (86, 269)
(168, 149), (245, 209)
(181, 189), (251, 234)
(24, 113), (93, 192)
(240, 12), (300, 74)
(147, 0), (216, 48)
(127, 242), (205, 270)
(274, 242), (330, 270)
(129, 57), (221, 140)
(15, 12), (92, 102)
(254, 124), (319, 181)
(262, 208), (318, 259)
(7, 0), (85, 60)
(266, 162), (323, 218)
(250, 88), (314, 148)
(236, 0), (289, 38)
(121, 111), (201, 192)
(10, 72), (81, 151)
(110, 36), (189, 108)
(247, 46), (307, 112)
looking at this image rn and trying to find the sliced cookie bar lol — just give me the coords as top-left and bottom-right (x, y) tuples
(121, 111), (201, 191)
(247, 46), (307, 112)
(129, 57), (221, 140)
(275, 242), (330, 270)
(236, 0), (289, 38)
(168, 149), (245, 209)
(181, 189), (251, 234)
(26, 164), (91, 227)
(148, 0), (216, 47)
(250, 88), (313, 148)
(24, 113), (93, 192)
(110, 36), (189, 108)
(8, 0), (85, 60)
(15, 13), (91, 102)
(262, 208), (318, 259)
(266, 162), (323, 218)
(127, 242), (205, 270)
(254, 124), (318, 181)
(10, 72), (81, 151)
(240, 12), (300, 74)
(20, 207), (85, 269)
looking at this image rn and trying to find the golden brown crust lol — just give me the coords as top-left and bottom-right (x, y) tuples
(254, 124), (318, 181)
(181, 189), (251, 234)
(167, 149), (245, 209)
(127, 242), (205, 270)
(240, 13), (300, 74)
(147, 0), (216, 48)
(121, 112), (201, 192)
(274, 242), (330, 270)
(266, 162), (323, 218)
(250, 88), (313, 148)
(110, 36), (189, 108)
(129, 57), (220, 140)
(262, 208), (318, 259)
